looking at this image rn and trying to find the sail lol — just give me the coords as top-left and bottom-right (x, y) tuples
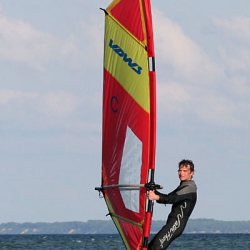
(98, 0), (156, 249)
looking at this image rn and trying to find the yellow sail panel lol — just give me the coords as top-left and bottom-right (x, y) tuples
(104, 14), (150, 113)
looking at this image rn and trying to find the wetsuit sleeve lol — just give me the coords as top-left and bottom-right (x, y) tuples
(155, 183), (196, 204)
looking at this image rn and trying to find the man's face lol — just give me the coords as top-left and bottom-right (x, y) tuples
(178, 164), (194, 181)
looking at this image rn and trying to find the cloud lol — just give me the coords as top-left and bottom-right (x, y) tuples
(0, 8), (79, 70)
(0, 4), (106, 73)
(0, 89), (78, 128)
(213, 16), (250, 73)
(157, 81), (191, 116)
(153, 9), (221, 82)
(0, 89), (37, 105)
(196, 95), (243, 127)
(0, 89), (80, 117)
(40, 90), (80, 117)
(78, 14), (104, 69)
(213, 16), (250, 42)
(153, 9), (250, 129)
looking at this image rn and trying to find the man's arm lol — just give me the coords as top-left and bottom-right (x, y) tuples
(155, 183), (196, 204)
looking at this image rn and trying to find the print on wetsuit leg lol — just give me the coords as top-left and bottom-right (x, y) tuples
(159, 202), (187, 248)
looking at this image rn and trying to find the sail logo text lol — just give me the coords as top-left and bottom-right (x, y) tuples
(109, 39), (142, 75)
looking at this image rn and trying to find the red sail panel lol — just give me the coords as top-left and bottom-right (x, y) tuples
(107, 0), (147, 44)
(101, 0), (156, 249)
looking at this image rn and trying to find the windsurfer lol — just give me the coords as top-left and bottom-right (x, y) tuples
(147, 159), (197, 250)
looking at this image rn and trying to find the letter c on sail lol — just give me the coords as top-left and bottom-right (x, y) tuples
(111, 95), (118, 113)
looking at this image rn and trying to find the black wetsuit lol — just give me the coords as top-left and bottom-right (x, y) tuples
(148, 180), (197, 250)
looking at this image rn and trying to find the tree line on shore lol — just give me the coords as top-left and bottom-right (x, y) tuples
(0, 219), (250, 234)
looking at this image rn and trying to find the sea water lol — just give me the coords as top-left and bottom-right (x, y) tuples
(0, 234), (250, 249)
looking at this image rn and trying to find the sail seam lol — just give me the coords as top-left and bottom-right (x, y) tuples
(109, 212), (143, 228)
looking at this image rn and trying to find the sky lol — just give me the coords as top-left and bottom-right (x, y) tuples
(0, 0), (250, 223)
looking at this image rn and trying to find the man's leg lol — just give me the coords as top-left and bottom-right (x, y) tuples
(148, 222), (183, 250)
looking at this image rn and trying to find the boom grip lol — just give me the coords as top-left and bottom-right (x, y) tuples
(145, 182), (163, 190)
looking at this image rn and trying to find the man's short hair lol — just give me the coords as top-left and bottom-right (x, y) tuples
(179, 159), (195, 172)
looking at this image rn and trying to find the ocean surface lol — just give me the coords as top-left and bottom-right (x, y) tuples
(0, 234), (249, 249)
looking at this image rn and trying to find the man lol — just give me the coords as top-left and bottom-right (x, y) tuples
(148, 159), (197, 250)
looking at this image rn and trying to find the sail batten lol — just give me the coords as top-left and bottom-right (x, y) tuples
(96, 0), (157, 249)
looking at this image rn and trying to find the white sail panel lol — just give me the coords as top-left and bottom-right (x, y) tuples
(119, 126), (142, 213)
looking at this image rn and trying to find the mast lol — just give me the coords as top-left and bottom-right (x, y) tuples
(141, 0), (157, 248)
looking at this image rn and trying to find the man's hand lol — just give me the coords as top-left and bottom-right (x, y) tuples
(147, 190), (160, 201)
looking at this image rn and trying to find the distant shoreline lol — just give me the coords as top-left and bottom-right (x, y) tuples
(1, 219), (250, 234)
